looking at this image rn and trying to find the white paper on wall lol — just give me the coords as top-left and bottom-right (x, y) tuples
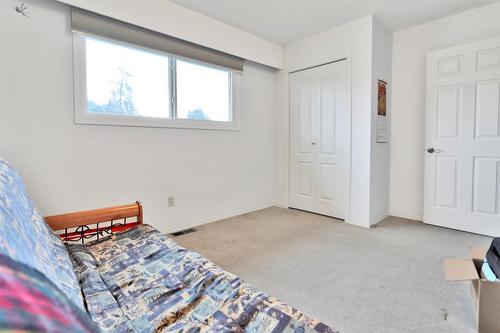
(376, 115), (388, 143)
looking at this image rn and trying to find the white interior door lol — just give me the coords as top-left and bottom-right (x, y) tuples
(425, 36), (500, 236)
(289, 60), (349, 219)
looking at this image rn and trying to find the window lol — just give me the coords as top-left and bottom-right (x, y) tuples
(176, 59), (231, 122)
(74, 35), (240, 130)
(86, 37), (171, 119)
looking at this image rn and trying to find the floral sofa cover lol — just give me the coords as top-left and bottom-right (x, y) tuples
(0, 159), (338, 333)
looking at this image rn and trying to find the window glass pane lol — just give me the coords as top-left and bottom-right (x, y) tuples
(176, 59), (231, 122)
(85, 37), (170, 118)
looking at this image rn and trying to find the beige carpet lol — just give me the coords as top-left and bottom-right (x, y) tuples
(174, 206), (491, 333)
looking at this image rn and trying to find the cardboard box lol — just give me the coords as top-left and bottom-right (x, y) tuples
(444, 247), (500, 333)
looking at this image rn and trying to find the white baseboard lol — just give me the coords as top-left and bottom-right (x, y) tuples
(346, 219), (370, 228)
(158, 204), (275, 234)
(273, 201), (289, 209)
(389, 210), (423, 222)
(158, 205), (424, 234)
(370, 212), (390, 227)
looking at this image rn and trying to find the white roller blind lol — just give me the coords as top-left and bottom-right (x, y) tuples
(71, 7), (244, 72)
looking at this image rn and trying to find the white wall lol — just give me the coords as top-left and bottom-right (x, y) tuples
(276, 16), (376, 227)
(369, 20), (392, 225)
(0, 0), (277, 233)
(390, 2), (500, 221)
(0, 1), (5, 156)
(56, 0), (283, 69)
(8, 0), (495, 230)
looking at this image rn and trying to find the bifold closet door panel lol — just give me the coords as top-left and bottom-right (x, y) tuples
(289, 60), (349, 219)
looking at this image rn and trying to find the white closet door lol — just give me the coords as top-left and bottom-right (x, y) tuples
(424, 36), (500, 236)
(289, 60), (349, 219)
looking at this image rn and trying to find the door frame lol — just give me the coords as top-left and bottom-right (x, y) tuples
(287, 55), (352, 223)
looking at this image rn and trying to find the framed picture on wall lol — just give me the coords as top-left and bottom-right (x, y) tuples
(378, 80), (387, 116)
(376, 80), (388, 143)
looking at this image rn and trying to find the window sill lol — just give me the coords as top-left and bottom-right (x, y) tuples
(75, 113), (241, 131)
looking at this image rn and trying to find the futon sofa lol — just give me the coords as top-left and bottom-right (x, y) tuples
(0, 158), (337, 333)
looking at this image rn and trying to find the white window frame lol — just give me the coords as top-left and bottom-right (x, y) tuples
(73, 35), (241, 131)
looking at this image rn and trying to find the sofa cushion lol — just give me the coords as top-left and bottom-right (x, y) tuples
(67, 244), (135, 332)
(0, 253), (98, 333)
(67, 224), (338, 333)
(0, 159), (84, 309)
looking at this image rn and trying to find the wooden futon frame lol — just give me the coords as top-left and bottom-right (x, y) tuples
(44, 201), (143, 244)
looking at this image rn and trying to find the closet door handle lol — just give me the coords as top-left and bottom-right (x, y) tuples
(311, 142), (316, 145)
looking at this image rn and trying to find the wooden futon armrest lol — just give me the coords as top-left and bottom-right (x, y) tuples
(44, 201), (143, 243)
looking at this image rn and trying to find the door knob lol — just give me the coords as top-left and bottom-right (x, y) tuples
(427, 147), (443, 153)
(312, 142), (316, 145)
